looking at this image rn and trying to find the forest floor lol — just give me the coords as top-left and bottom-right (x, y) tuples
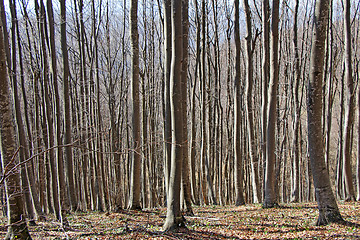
(1, 202), (360, 239)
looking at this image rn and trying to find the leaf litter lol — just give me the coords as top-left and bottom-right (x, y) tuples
(0, 202), (359, 239)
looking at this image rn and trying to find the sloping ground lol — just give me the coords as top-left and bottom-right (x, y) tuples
(1, 202), (359, 239)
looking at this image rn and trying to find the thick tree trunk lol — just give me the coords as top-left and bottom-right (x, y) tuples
(60, 0), (78, 212)
(234, 0), (245, 206)
(0, 8), (31, 238)
(8, 0), (43, 223)
(263, 0), (279, 208)
(307, 0), (343, 226)
(163, 0), (172, 200)
(163, 0), (185, 231)
(91, 0), (105, 212)
(14, 0), (44, 220)
(35, 0), (61, 220)
(19, 0), (47, 213)
(128, 0), (142, 210)
(181, 0), (193, 216)
(243, 0), (260, 203)
(47, 0), (69, 225)
(78, 0), (91, 211)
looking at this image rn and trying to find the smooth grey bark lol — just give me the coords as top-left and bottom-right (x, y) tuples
(199, 0), (206, 205)
(79, 0), (91, 210)
(189, 0), (200, 205)
(205, 0), (218, 207)
(46, 0), (69, 225)
(209, 0), (222, 206)
(181, 0), (193, 216)
(128, 0), (142, 210)
(342, 0), (355, 201)
(18, 0), (48, 213)
(263, 0), (279, 208)
(104, 0), (122, 210)
(91, 0), (105, 212)
(336, 72), (345, 199)
(60, 0), (77, 212)
(35, 0), (61, 220)
(8, 0), (43, 223)
(163, 0), (185, 231)
(234, 0), (245, 206)
(200, 0), (217, 206)
(307, 0), (343, 226)
(358, 69), (360, 201)
(0, 7), (31, 238)
(243, 0), (260, 203)
(14, 0), (45, 221)
(225, 1), (233, 205)
(163, 0), (172, 200)
(290, 0), (304, 203)
(140, 0), (149, 209)
(199, 0), (208, 205)
(261, 0), (270, 171)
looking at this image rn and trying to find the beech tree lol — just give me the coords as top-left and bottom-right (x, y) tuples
(181, 0), (193, 216)
(60, 0), (77, 212)
(234, 0), (245, 206)
(128, 0), (142, 210)
(342, 0), (355, 202)
(290, 0), (301, 203)
(0, 2), (31, 237)
(307, 0), (343, 226)
(163, 0), (185, 231)
(46, 0), (69, 226)
(0, 0), (358, 225)
(261, 0), (270, 179)
(35, 0), (62, 220)
(163, 0), (172, 200)
(243, 0), (260, 203)
(263, 0), (279, 208)
(8, 0), (42, 222)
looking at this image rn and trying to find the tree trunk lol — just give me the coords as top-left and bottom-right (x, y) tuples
(358, 68), (360, 201)
(342, 0), (355, 202)
(243, 0), (260, 203)
(200, 0), (208, 205)
(189, 0), (200, 205)
(128, 0), (142, 210)
(290, 0), (301, 203)
(307, 0), (343, 226)
(0, 7), (31, 237)
(46, 0), (69, 224)
(19, 0), (48, 213)
(60, 0), (78, 212)
(324, 0), (335, 170)
(336, 71), (345, 199)
(163, 0), (185, 231)
(35, 0), (61, 220)
(181, 0), (193, 216)
(8, 0), (42, 223)
(163, 0), (172, 201)
(261, 0), (270, 182)
(263, 0), (279, 208)
(234, 0), (245, 206)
